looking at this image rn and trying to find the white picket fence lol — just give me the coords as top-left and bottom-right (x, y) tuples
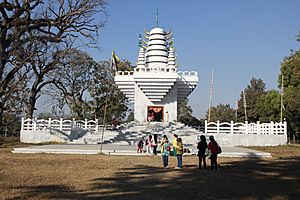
(205, 120), (287, 135)
(21, 118), (101, 132)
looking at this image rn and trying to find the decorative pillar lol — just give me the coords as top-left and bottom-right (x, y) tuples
(60, 118), (63, 131)
(245, 121), (248, 134)
(21, 117), (24, 131)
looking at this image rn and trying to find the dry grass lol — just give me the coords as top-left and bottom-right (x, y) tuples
(0, 144), (299, 200)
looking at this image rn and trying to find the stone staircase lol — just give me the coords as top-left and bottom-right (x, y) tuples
(68, 122), (203, 152)
(68, 130), (119, 144)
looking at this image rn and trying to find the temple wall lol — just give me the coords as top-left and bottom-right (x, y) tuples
(160, 84), (177, 122)
(134, 83), (178, 123)
(134, 84), (152, 123)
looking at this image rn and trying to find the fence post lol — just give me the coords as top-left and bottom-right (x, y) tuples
(231, 121), (234, 134)
(85, 119), (88, 130)
(21, 117), (24, 131)
(217, 120), (220, 134)
(60, 118), (63, 131)
(72, 118), (76, 129)
(33, 118), (36, 131)
(245, 121), (248, 134)
(205, 120), (207, 133)
(95, 119), (99, 132)
(48, 118), (51, 130)
(284, 121), (287, 137)
(270, 121), (274, 135)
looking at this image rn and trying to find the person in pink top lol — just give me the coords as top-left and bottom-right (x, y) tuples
(208, 135), (220, 171)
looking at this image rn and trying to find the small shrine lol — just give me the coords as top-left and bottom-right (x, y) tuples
(115, 23), (198, 123)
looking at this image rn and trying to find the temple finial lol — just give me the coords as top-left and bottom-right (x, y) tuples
(138, 34), (142, 48)
(156, 8), (159, 27)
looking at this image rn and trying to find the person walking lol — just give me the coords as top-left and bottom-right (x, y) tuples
(174, 138), (183, 169)
(136, 137), (144, 153)
(172, 134), (178, 157)
(152, 134), (158, 155)
(197, 135), (208, 169)
(146, 135), (153, 155)
(160, 135), (170, 168)
(207, 135), (220, 171)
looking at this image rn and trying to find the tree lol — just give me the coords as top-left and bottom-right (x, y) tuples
(177, 99), (200, 126)
(116, 59), (133, 71)
(279, 46), (300, 141)
(206, 104), (235, 122)
(0, 0), (107, 132)
(255, 90), (281, 123)
(52, 49), (96, 118)
(89, 61), (128, 123)
(237, 78), (266, 122)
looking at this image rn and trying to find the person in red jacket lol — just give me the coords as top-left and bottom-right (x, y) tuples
(208, 135), (220, 171)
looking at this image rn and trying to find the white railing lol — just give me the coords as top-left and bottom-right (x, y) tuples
(21, 118), (100, 132)
(205, 120), (287, 135)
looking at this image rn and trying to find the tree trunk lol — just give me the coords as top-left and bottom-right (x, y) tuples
(0, 105), (4, 136)
(26, 91), (37, 118)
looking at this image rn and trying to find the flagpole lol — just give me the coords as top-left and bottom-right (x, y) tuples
(100, 93), (109, 154)
(156, 8), (159, 27)
(208, 69), (214, 122)
(100, 51), (117, 154)
(280, 75), (284, 122)
(235, 100), (238, 122)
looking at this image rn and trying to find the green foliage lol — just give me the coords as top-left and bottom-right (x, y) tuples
(116, 59), (133, 71)
(177, 99), (201, 126)
(279, 44), (300, 140)
(126, 112), (134, 122)
(206, 104), (235, 122)
(237, 77), (266, 122)
(89, 60), (128, 123)
(0, 114), (21, 137)
(255, 90), (281, 123)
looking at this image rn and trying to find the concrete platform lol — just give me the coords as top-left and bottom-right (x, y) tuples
(12, 144), (271, 157)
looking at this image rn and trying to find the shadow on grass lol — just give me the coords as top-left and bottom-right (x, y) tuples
(11, 157), (300, 200)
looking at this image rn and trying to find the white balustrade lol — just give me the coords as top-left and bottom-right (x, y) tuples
(21, 117), (100, 132)
(205, 120), (286, 135)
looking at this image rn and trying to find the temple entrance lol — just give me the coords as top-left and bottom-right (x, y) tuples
(147, 106), (164, 122)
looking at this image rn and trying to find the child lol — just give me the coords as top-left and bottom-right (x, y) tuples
(136, 137), (144, 153)
(146, 135), (153, 155)
(160, 135), (170, 168)
(197, 135), (208, 169)
(172, 134), (178, 157)
(174, 138), (183, 169)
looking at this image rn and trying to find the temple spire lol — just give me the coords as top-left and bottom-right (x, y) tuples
(156, 8), (159, 27)
(138, 34), (142, 48)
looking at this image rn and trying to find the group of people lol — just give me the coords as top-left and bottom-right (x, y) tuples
(137, 134), (221, 170)
(136, 134), (184, 169)
(137, 134), (159, 155)
(160, 134), (183, 169)
(197, 135), (221, 171)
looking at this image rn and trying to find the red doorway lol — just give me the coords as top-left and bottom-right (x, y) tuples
(147, 106), (164, 122)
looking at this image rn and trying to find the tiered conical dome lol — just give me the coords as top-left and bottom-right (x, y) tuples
(142, 28), (175, 68)
(137, 48), (145, 67)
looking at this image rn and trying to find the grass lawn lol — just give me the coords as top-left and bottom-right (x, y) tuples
(0, 141), (299, 200)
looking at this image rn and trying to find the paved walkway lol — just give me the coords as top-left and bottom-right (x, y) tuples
(12, 144), (271, 157)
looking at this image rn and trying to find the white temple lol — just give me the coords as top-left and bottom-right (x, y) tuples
(114, 26), (198, 123)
